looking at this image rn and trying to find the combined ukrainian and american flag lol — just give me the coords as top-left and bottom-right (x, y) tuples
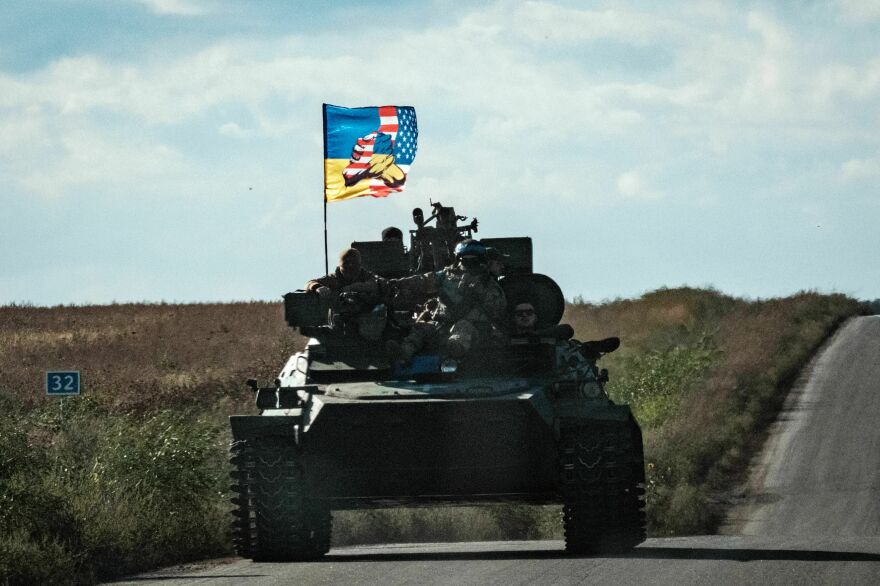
(323, 104), (418, 202)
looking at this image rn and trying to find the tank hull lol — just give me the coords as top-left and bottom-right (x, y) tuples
(230, 389), (638, 509)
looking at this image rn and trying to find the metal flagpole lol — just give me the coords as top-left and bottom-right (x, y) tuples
(323, 196), (329, 275)
(322, 104), (329, 275)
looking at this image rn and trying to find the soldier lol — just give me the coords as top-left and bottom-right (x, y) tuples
(305, 248), (391, 339)
(486, 247), (508, 278)
(387, 239), (507, 361)
(510, 300), (575, 340)
(381, 226), (404, 242)
(305, 248), (380, 299)
(512, 302), (538, 334)
(510, 299), (617, 388)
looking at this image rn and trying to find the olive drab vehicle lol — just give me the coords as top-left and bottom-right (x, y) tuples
(229, 202), (646, 561)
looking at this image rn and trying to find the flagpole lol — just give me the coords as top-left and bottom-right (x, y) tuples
(322, 104), (329, 275)
(323, 196), (329, 275)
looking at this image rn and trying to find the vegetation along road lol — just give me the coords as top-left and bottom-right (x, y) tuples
(113, 316), (880, 585)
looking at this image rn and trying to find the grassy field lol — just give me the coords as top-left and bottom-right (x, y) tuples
(566, 288), (867, 533)
(0, 290), (868, 584)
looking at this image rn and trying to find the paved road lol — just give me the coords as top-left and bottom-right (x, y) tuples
(111, 316), (880, 585)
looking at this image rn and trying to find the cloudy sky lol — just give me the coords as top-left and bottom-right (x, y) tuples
(2, 0), (878, 306)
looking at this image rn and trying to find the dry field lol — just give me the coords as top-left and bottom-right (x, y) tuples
(0, 290), (867, 584)
(1, 302), (305, 411)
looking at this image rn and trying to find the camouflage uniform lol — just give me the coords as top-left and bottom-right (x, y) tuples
(305, 267), (379, 293)
(391, 265), (507, 358)
(306, 266), (388, 340)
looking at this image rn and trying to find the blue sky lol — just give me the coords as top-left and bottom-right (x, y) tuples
(1, 0), (879, 306)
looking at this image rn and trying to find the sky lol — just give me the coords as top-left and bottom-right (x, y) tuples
(1, 0), (878, 306)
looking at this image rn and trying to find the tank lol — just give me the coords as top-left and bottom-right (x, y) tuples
(229, 203), (646, 561)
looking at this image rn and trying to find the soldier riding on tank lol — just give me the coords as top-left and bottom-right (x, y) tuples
(385, 239), (507, 361)
(305, 248), (390, 340)
(305, 248), (379, 299)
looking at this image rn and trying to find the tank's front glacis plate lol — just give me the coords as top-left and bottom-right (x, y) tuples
(298, 383), (561, 506)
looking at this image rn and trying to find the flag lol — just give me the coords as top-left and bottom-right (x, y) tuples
(323, 104), (418, 202)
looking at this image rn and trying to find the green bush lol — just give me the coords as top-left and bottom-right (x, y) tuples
(608, 335), (719, 428)
(0, 531), (81, 586)
(0, 403), (231, 585)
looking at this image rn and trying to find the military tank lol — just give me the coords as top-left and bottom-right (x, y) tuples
(229, 202), (646, 561)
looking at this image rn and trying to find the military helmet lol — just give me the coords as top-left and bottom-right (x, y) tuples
(454, 239), (487, 272)
(454, 239), (487, 259)
(381, 226), (403, 241)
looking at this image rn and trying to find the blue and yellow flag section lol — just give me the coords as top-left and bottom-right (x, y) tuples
(323, 104), (418, 203)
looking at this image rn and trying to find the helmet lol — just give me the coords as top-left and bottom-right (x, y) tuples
(454, 239), (487, 273)
(381, 226), (403, 241)
(454, 239), (487, 259)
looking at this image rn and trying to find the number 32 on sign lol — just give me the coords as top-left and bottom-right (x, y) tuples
(46, 371), (81, 396)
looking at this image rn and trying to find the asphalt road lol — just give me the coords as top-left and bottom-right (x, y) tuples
(111, 316), (880, 585)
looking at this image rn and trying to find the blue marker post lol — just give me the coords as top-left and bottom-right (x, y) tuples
(46, 371), (81, 420)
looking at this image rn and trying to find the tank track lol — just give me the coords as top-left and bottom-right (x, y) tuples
(229, 438), (331, 562)
(559, 419), (646, 554)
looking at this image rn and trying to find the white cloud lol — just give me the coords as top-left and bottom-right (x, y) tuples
(16, 129), (187, 198)
(616, 170), (661, 200)
(1, 0), (879, 208)
(2, 0), (880, 305)
(219, 122), (249, 138)
(746, 11), (795, 53)
(15, 48), (364, 126)
(137, 0), (208, 16)
(841, 155), (880, 180)
(507, 1), (685, 44)
(837, 0), (880, 23)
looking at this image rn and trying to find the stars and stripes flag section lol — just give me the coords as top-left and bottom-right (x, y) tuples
(323, 104), (418, 202)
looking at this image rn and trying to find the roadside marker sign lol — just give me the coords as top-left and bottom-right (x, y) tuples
(46, 371), (81, 396)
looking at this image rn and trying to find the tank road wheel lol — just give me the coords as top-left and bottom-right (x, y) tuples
(229, 438), (331, 562)
(559, 420), (646, 555)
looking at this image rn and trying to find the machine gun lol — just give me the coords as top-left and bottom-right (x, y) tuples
(409, 201), (479, 273)
(347, 200), (531, 280)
